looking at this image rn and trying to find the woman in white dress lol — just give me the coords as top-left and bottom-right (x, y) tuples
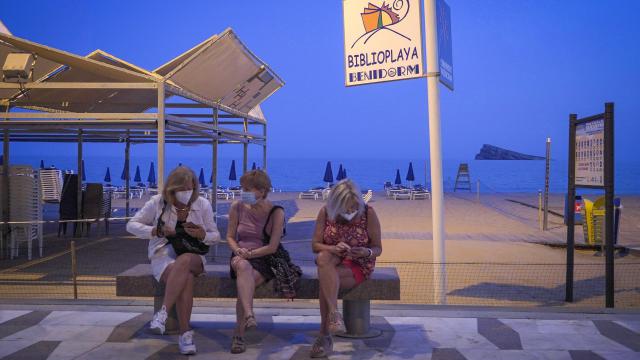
(126, 166), (220, 355)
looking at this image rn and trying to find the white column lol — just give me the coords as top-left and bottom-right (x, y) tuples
(424, 0), (446, 304)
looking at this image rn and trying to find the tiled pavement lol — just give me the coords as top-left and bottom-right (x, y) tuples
(0, 304), (639, 359)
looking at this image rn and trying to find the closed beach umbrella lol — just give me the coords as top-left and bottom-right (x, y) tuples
(336, 164), (344, 181)
(40, 159), (45, 169)
(104, 167), (111, 183)
(323, 161), (333, 185)
(81, 160), (86, 181)
(199, 168), (206, 187)
(133, 165), (142, 183)
(252, 162), (257, 170)
(343, 168), (347, 179)
(147, 162), (156, 185)
(120, 160), (129, 181)
(406, 162), (415, 187)
(394, 169), (402, 185)
(229, 160), (237, 181)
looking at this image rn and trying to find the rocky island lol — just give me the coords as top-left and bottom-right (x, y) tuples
(475, 144), (545, 160)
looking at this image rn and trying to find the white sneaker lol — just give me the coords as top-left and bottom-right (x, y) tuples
(179, 330), (197, 355)
(149, 305), (167, 335)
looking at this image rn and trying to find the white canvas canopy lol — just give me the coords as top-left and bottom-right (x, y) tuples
(0, 27), (282, 192)
(0, 28), (283, 121)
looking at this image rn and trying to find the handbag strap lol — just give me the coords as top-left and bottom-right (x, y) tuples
(262, 205), (285, 245)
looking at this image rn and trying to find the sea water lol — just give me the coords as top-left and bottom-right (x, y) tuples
(4, 155), (640, 194)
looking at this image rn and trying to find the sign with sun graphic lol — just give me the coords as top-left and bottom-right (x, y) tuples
(343, 0), (424, 86)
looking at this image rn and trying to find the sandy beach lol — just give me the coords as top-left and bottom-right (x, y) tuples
(0, 191), (638, 308)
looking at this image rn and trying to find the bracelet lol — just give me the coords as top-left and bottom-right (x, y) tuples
(367, 248), (373, 258)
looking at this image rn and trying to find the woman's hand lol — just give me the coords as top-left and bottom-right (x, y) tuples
(153, 226), (175, 238)
(334, 242), (351, 256)
(348, 247), (371, 258)
(183, 222), (205, 240)
(235, 247), (250, 259)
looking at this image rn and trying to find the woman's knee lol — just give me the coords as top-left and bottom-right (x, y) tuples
(232, 258), (252, 273)
(316, 250), (338, 267)
(174, 254), (191, 269)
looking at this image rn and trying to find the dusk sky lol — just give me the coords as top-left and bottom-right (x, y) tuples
(4, 0), (639, 162)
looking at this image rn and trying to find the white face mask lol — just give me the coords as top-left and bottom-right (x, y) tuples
(175, 190), (193, 205)
(241, 191), (258, 205)
(341, 210), (358, 221)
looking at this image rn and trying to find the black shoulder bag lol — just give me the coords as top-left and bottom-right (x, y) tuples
(263, 205), (302, 299)
(157, 200), (210, 256)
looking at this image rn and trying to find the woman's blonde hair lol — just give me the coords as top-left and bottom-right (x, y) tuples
(162, 166), (200, 205)
(240, 169), (272, 199)
(325, 179), (365, 221)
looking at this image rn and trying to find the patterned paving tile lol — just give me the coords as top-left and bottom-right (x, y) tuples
(0, 311), (51, 339)
(432, 348), (467, 360)
(0, 310), (638, 360)
(568, 350), (606, 360)
(613, 320), (640, 334)
(0, 310), (31, 325)
(385, 316), (498, 350)
(501, 318), (630, 352)
(593, 320), (640, 352)
(477, 318), (522, 350)
(1, 340), (60, 360)
(460, 349), (572, 360)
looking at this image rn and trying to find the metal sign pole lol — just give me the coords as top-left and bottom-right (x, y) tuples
(566, 114), (577, 302)
(424, 0), (446, 304)
(543, 137), (551, 230)
(604, 102), (615, 308)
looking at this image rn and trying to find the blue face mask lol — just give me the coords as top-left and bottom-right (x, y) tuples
(241, 191), (258, 205)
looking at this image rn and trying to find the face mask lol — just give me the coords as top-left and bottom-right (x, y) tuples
(341, 210), (358, 221)
(241, 191), (258, 205)
(175, 190), (193, 205)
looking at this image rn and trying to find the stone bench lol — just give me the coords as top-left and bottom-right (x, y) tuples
(116, 264), (400, 338)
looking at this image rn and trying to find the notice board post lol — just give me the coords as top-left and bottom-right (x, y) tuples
(566, 102), (614, 307)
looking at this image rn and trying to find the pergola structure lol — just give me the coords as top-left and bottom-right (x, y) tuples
(0, 28), (284, 255)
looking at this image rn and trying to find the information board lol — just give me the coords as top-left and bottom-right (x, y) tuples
(575, 118), (604, 187)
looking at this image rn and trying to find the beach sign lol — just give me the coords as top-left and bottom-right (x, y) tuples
(343, 0), (424, 86)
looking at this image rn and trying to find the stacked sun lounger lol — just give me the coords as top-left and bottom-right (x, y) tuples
(39, 168), (63, 203)
(0, 165), (43, 260)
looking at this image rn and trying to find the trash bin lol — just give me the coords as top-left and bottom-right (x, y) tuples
(580, 198), (594, 244)
(581, 196), (621, 245)
(565, 194), (583, 225)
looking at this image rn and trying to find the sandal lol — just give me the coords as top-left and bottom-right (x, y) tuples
(310, 335), (333, 358)
(328, 311), (346, 335)
(244, 314), (257, 331)
(230, 335), (246, 354)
